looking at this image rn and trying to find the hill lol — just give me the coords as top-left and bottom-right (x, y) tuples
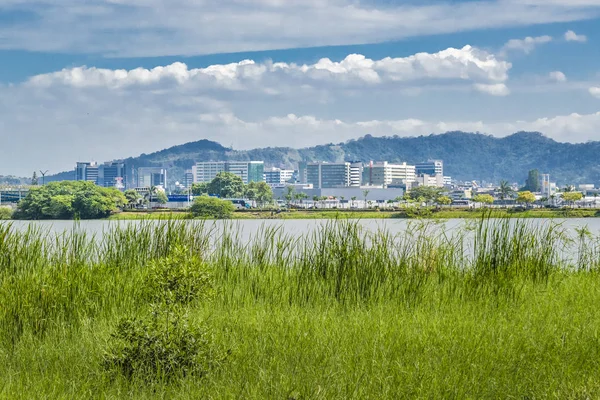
(47, 132), (600, 186)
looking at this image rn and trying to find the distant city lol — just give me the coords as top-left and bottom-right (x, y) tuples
(2, 157), (599, 209)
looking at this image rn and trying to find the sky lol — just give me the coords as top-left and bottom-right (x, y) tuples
(2, 0), (600, 176)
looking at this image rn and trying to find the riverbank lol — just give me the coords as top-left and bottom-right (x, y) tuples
(107, 207), (600, 220)
(1, 219), (598, 398)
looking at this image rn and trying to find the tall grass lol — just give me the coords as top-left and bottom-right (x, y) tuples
(0, 216), (599, 398)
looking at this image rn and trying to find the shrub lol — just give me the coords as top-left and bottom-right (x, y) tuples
(0, 206), (12, 220)
(190, 196), (235, 219)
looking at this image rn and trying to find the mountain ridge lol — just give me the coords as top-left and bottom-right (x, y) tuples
(46, 131), (600, 186)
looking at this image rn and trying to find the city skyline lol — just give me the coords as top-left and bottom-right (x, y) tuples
(2, 1), (600, 176)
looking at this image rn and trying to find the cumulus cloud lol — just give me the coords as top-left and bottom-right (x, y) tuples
(565, 30), (588, 42)
(502, 35), (553, 54)
(548, 71), (567, 82)
(26, 46), (511, 94)
(0, 0), (597, 56)
(590, 87), (600, 98)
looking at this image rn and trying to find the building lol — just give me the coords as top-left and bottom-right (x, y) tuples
(75, 162), (99, 184)
(415, 174), (444, 187)
(138, 167), (168, 188)
(416, 160), (444, 177)
(349, 162), (363, 187)
(183, 170), (194, 189)
(363, 161), (416, 187)
(192, 161), (264, 184)
(98, 161), (127, 189)
(272, 186), (404, 203)
(264, 168), (294, 185)
(306, 162), (354, 189)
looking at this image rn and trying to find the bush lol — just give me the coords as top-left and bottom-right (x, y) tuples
(0, 206), (12, 220)
(190, 196), (235, 219)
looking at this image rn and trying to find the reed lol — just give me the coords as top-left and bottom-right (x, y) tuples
(0, 216), (599, 398)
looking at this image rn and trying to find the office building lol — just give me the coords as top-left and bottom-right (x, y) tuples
(138, 167), (168, 188)
(264, 168), (294, 185)
(98, 161), (127, 189)
(363, 162), (416, 187)
(306, 162), (353, 189)
(415, 174), (444, 188)
(183, 170), (194, 188)
(349, 162), (363, 187)
(416, 160), (444, 177)
(75, 162), (99, 184)
(192, 161), (264, 184)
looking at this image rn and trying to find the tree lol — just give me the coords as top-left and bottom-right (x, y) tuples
(522, 170), (541, 192)
(245, 181), (273, 207)
(436, 196), (452, 206)
(191, 182), (210, 196)
(190, 196), (235, 219)
(31, 172), (39, 186)
(498, 180), (513, 205)
(562, 191), (583, 207)
(0, 206), (13, 220)
(473, 194), (494, 207)
(155, 190), (168, 205)
(284, 186), (295, 208)
(351, 196), (357, 208)
(13, 181), (126, 220)
(208, 172), (244, 198)
(124, 189), (142, 209)
(362, 190), (370, 209)
(516, 191), (536, 207)
(406, 186), (447, 206)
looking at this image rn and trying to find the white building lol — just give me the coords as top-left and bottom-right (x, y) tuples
(415, 174), (444, 188)
(264, 167), (295, 186)
(363, 161), (416, 187)
(192, 161), (264, 184)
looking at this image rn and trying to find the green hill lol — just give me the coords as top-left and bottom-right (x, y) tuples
(47, 132), (600, 186)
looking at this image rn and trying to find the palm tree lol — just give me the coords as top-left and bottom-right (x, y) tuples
(145, 186), (157, 207)
(351, 196), (357, 208)
(362, 190), (370, 209)
(498, 180), (513, 207)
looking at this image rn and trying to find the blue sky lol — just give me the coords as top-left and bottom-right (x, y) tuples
(1, 0), (600, 176)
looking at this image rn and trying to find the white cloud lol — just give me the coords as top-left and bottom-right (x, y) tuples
(590, 87), (600, 98)
(502, 35), (553, 54)
(565, 30), (588, 42)
(549, 71), (567, 82)
(0, 0), (598, 56)
(473, 83), (510, 96)
(26, 46), (511, 94)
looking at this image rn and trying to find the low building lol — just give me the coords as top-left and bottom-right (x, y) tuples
(192, 161), (264, 184)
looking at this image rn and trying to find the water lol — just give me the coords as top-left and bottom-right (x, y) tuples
(4, 218), (600, 239)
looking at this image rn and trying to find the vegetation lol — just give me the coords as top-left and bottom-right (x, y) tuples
(190, 196), (235, 219)
(405, 186), (447, 205)
(0, 207), (12, 220)
(516, 190), (536, 206)
(562, 191), (584, 206)
(473, 193), (494, 206)
(0, 217), (599, 398)
(12, 181), (126, 220)
(208, 172), (244, 198)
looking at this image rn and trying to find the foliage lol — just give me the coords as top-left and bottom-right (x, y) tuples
(13, 181), (126, 220)
(191, 182), (210, 196)
(0, 207), (12, 220)
(473, 194), (494, 205)
(516, 191), (536, 204)
(498, 180), (514, 201)
(244, 181), (273, 205)
(405, 186), (447, 205)
(436, 195), (452, 206)
(124, 190), (142, 209)
(190, 196), (235, 219)
(155, 191), (169, 205)
(522, 169), (541, 192)
(31, 171), (38, 186)
(208, 172), (244, 198)
(562, 191), (583, 205)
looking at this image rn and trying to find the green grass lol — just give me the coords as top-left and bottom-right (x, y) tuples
(1, 217), (600, 398)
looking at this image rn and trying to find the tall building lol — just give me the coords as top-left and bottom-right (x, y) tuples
(98, 161), (127, 188)
(416, 160), (443, 177)
(138, 167), (168, 188)
(183, 170), (194, 188)
(306, 162), (352, 189)
(75, 162), (99, 184)
(192, 161), (264, 184)
(349, 162), (363, 187)
(363, 162), (416, 187)
(264, 168), (294, 185)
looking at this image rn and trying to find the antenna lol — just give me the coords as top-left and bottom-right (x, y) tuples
(39, 170), (49, 185)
